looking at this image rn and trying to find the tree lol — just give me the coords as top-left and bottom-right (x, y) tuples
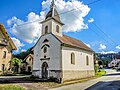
(13, 47), (33, 60)
(11, 58), (23, 73)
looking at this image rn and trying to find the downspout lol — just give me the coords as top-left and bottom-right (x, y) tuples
(60, 43), (63, 83)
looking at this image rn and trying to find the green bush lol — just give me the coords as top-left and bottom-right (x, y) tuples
(95, 69), (106, 77)
(0, 85), (24, 90)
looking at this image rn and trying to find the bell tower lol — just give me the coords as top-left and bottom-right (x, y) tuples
(41, 0), (64, 36)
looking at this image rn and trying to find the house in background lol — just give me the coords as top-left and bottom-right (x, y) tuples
(0, 24), (17, 72)
(33, 0), (95, 83)
(20, 48), (34, 74)
(21, 53), (33, 73)
(95, 53), (116, 67)
(108, 54), (120, 68)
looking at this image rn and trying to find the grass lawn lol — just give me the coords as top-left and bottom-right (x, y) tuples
(0, 85), (25, 90)
(95, 69), (106, 77)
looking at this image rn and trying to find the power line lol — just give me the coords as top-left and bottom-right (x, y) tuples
(6, 0), (116, 50)
(91, 22), (117, 45)
(86, 0), (101, 6)
(5, 0), (102, 30)
(73, 14), (113, 46)
(71, 1), (118, 47)
(57, 0), (116, 51)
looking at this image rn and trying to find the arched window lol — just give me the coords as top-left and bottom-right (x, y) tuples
(56, 25), (59, 33)
(3, 51), (7, 58)
(29, 58), (31, 61)
(86, 56), (89, 65)
(71, 53), (75, 64)
(45, 26), (48, 34)
(43, 47), (47, 53)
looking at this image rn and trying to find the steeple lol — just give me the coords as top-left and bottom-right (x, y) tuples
(45, 0), (64, 25)
(41, 0), (64, 36)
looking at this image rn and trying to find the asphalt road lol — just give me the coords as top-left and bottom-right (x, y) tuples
(0, 75), (31, 83)
(50, 69), (120, 90)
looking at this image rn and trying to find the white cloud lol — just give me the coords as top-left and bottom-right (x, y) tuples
(88, 18), (94, 23)
(116, 45), (120, 50)
(98, 51), (116, 54)
(21, 49), (27, 52)
(99, 44), (106, 50)
(11, 37), (24, 52)
(86, 43), (91, 48)
(7, 0), (90, 43)
(7, 12), (44, 43)
(7, 19), (12, 26)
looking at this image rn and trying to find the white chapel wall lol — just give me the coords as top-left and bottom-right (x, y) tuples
(62, 47), (94, 71)
(33, 34), (62, 78)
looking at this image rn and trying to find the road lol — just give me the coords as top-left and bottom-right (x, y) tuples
(50, 69), (120, 90)
(0, 75), (31, 83)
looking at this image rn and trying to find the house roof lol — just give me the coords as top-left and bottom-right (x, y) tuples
(55, 34), (94, 52)
(34, 33), (94, 52)
(24, 54), (33, 61)
(22, 53), (33, 63)
(45, 8), (60, 22)
(45, 0), (60, 21)
(0, 24), (17, 50)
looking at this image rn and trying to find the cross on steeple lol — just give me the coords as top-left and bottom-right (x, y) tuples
(50, 0), (55, 9)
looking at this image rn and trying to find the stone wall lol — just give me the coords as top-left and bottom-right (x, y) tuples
(62, 70), (95, 82)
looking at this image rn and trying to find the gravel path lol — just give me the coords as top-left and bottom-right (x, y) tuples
(0, 75), (57, 90)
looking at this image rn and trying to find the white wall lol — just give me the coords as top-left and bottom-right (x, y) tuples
(41, 19), (63, 36)
(62, 47), (94, 71)
(42, 20), (52, 35)
(52, 20), (62, 36)
(33, 34), (62, 78)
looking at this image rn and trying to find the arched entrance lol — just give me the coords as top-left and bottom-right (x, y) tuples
(42, 62), (48, 79)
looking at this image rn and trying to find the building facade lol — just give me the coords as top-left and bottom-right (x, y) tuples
(0, 24), (17, 72)
(21, 54), (33, 73)
(33, 0), (95, 82)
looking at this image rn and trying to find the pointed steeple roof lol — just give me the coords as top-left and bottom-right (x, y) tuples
(44, 0), (64, 25)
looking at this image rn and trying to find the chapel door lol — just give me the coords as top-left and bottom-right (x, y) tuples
(42, 62), (48, 79)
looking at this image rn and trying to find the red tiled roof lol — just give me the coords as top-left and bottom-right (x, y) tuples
(55, 34), (93, 52)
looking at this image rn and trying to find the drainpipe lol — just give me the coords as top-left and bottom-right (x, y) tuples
(59, 44), (63, 83)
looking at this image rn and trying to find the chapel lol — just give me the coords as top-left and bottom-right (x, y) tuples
(33, 0), (95, 82)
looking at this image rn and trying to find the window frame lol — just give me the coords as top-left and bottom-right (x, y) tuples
(43, 46), (47, 53)
(3, 51), (7, 59)
(86, 55), (89, 66)
(71, 52), (75, 64)
(45, 26), (48, 34)
(56, 25), (59, 33)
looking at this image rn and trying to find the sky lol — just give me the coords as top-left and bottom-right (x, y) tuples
(0, 0), (120, 54)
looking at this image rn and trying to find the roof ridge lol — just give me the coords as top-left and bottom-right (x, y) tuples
(63, 34), (91, 48)
(0, 24), (17, 50)
(56, 34), (93, 52)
